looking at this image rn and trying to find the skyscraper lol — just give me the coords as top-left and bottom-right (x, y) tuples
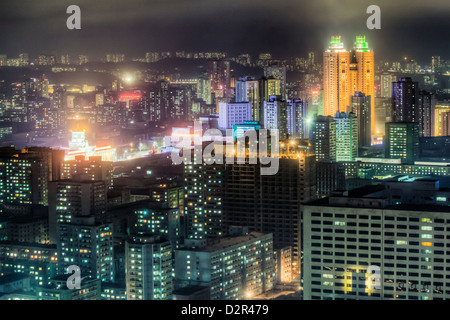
(418, 90), (435, 137)
(153, 80), (169, 122)
(392, 77), (419, 123)
(263, 95), (288, 140)
(125, 235), (172, 300)
(0, 148), (49, 213)
(235, 77), (260, 121)
(57, 216), (114, 282)
(442, 112), (450, 136)
(323, 36), (374, 133)
(353, 36), (375, 134)
(184, 145), (225, 249)
(432, 56), (441, 73)
(380, 73), (397, 98)
(258, 76), (281, 123)
(218, 102), (252, 130)
(235, 78), (249, 103)
(197, 76), (212, 105)
(385, 122), (419, 163)
(434, 104), (450, 136)
(48, 178), (107, 243)
(286, 99), (308, 139)
(349, 92), (371, 147)
(334, 112), (358, 162)
(323, 36), (350, 117)
(264, 63), (287, 98)
(132, 201), (182, 250)
(311, 115), (336, 162)
(222, 143), (316, 275)
(207, 59), (231, 98)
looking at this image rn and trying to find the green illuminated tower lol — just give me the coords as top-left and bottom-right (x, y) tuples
(353, 35), (370, 52)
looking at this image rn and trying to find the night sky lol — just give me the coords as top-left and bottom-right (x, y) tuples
(1, 0), (449, 63)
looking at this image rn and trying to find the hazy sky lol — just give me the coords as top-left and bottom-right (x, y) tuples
(1, 0), (449, 63)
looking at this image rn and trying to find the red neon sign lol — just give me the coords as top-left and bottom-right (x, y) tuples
(119, 93), (142, 100)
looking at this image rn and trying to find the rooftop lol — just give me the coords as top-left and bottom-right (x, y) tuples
(303, 183), (450, 213)
(193, 232), (268, 253)
(0, 273), (29, 285)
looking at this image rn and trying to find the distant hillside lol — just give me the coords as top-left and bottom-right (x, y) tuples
(0, 66), (117, 87)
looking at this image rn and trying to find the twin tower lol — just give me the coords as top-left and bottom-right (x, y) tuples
(323, 36), (375, 134)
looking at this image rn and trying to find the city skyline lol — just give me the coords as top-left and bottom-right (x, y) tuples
(1, 0), (450, 303)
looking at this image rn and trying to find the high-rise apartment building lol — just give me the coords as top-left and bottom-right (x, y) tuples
(0, 148), (49, 212)
(385, 122), (419, 164)
(392, 77), (419, 123)
(263, 95), (288, 140)
(286, 99), (308, 139)
(61, 156), (114, 189)
(6, 216), (49, 244)
(353, 36), (375, 133)
(222, 143), (316, 276)
(132, 201), (182, 250)
(418, 90), (435, 137)
(258, 77), (281, 123)
(442, 112), (450, 136)
(380, 73), (397, 98)
(57, 216), (114, 282)
(235, 77), (249, 103)
(264, 64), (287, 98)
(197, 76), (212, 105)
(207, 59), (231, 97)
(311, 115), (336, 162)
(22, 147), (65, 182)
(349, 92), (371, 147)
(175, 229), (275, 300)
(0, 242), (57, 288)
(315, 162), (345, 198)
(235, 77), (260, 121)
(302, 179), (450, 300)
(48, 178), (107, 243)
(36, 55), (55, 66)
(125, 235), (172, 300)
(434, 104), (450, 136)
(18, 53), (29, 66)
(218, 102), (252, 130)
(334, 112), (358, 161)
(184, 145), (225, 249)
(432, 56), (441, 73)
